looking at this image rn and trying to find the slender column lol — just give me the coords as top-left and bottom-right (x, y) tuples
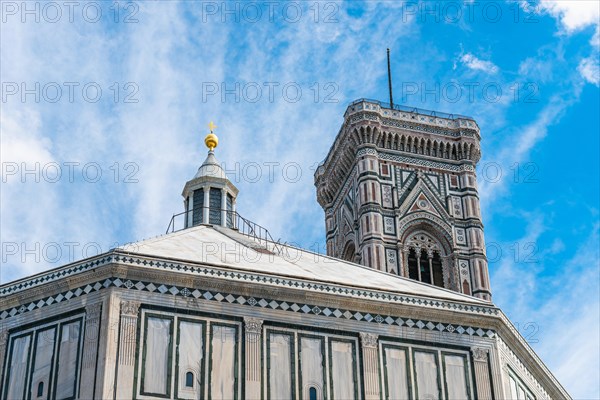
(427, 249), (434, 285)
(0, 328), (8, 383)
(452, 253), (461, 291)
(399, 245), (410, 277)
(115, 301), (141, 399)
(244, 317), (263, 400)
(221, 188), (227, 227)
(416, 250), (422, 281)
(442, 254), (453, 289)
(471, 347), (493, 400)
(232, 200), (237, 229)
(186, 196), (192, 227)
(360, 332), (381, 400)
(79, 302), (102, 400)
(203, 186), (210, 223)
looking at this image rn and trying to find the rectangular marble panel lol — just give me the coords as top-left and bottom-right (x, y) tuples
(451, 196), (463, 218)
(210, 324), (237, 399)
(414, 351), (440, 400)
(381, 185), (393, 208)
(383, 346), (410, 400)
(443, 354), (469, 400)
(269, 333), (293, 400)
(55, 321), (81, 399)
(330, 340), (356, 400)
(143, 316), (171, 395)
(5, 334), (31, 400)
(30, 327), (56, 400)
(300, 336), (324, 399)
(177, 321), (204, 399)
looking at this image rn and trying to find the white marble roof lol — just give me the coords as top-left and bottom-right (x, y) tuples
(119, 225), (487, 305)
(193, 151), (227, 179)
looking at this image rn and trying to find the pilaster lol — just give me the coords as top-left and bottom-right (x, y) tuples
(0, 328), (8, 384)
(79, 302), (102, 400)
(360, 332), (380, 400)
(471, 347), (493, 400)
(115, 300), (140, 399)
(399, 245), (410, 277)
(96, 294), (121, 399)
(244, 317), (263, 400)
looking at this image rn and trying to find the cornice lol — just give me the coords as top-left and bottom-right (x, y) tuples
(1, 252), (497, 319)
(347, 111), (480, 140)
(0, 261), (497, 343)
(343, 100), (480, 135)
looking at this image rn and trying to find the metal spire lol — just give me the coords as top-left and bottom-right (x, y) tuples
(387, 48), (394, 110)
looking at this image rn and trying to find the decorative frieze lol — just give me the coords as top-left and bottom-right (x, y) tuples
(0, 258), (500, 323)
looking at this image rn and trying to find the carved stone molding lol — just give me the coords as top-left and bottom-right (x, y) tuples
(471, 347), (489, 362)
(120, 300), (140, 317)
(86, 302), (102, 319)
(360, 332), (379, 349)
(0, 328), (8, 346)
(244, 317), (264, 334)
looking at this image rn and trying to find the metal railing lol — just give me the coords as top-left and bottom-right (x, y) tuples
(348, 98), (474, 120)
(166, 207), (284, 255)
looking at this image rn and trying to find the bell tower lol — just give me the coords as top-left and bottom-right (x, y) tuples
(314, 100), (491, 301)
(182, 122), (239, 228)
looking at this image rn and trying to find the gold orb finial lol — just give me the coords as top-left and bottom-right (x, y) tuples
(204, 121), (218, 151)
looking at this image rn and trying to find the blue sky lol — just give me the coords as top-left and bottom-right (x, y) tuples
(1, 1), (599, 397)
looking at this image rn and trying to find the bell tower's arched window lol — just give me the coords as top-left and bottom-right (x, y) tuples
(342, 242), (356, 263)
(404, 232), (446, 288)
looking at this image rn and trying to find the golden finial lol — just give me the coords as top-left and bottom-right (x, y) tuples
(204, 121), (219, 151)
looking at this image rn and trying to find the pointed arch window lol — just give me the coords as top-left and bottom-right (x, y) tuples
(405, 233), (445, 288)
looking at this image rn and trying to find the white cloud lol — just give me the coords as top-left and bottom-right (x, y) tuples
(578, 55), (600, 85)
(534, 0), (600, 86)
(592, 26), (600, 48)
(538, 0), (600, 33)
(493, 221), (600, 399)
(0, 2), (418, 282)
(459, 53), (499, 74)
